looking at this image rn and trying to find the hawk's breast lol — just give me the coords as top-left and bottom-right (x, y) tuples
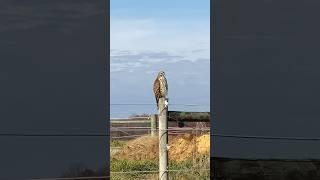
(159, 77), (167, 97)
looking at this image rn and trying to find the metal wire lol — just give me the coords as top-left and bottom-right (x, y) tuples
(110, 127), (210, 131)
(111, 134), (146, 139)
(109, 123), (210, 179)
(2, 132), (320, 142)
(0, 133), (109, 137)
(213, 133), (320, 141)
(110, 168), (210, 174)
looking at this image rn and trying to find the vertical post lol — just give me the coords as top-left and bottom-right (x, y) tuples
(159, 97), (168, 180)
(151, 114), (157, 137)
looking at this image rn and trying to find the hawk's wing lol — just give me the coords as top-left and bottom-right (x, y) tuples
(153, 78), (160, 109)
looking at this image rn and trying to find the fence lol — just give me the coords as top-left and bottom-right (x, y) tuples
(4, 108), (320, 180)
(110, 103), (211, 180)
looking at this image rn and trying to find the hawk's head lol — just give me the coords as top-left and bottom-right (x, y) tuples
(158, 71), (166, 78)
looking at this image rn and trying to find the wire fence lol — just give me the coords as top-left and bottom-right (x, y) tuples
(110, 118), (210, 179)
(8, 99), (320, 180)
(30, 168), (211, 180)
(2, 131), (320, 141)
(110, 168), (211, 174)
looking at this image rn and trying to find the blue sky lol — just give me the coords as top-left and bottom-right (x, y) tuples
(110, 0), (210, 118)
(111, 0), (210, 19)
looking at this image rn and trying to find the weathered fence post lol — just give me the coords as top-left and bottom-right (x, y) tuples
(150, 114), (157, 137)
(159, 97), (168, 180)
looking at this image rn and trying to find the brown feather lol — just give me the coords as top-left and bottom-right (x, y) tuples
(153, 71), (168, 109)
(153, 78), (161, 109)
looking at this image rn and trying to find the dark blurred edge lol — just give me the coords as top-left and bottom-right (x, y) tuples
(58, 0), (110, 179)
(106, 0), (110, 178)
(211, 157), (320, 180)
(210, 0), (216, 178)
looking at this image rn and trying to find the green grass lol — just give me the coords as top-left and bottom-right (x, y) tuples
(111, 160), (159, 172)
(110, 136), (210, 179)
(110, 139), (127, 148)
(110, 158), (210, 180)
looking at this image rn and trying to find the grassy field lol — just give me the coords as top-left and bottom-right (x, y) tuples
(110, 139), (127, 147)
(110, 158), (209, 180)
(110, 134), (210, 180)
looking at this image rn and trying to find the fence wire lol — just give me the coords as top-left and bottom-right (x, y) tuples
(110, 168), (211, 174)
(110, 119), (210, 179)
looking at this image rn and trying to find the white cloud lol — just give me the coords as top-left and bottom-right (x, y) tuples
(110, 50), (210, 73)
(110, 16), (210, 116)
(110, 57), (210, 118)
(110, 17), (210, 61)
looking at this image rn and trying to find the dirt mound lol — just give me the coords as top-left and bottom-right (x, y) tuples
(112, 133), (210, 162)
(169, 133), (210, 161)
(112, 135), (159, 161)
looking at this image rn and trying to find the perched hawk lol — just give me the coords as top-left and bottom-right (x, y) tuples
(153, 71), (168, 109)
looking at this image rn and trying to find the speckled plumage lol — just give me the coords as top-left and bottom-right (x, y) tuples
(153, 71), (168, 109)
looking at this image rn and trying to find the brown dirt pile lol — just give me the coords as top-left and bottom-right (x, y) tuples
(112, 133), (210, 162)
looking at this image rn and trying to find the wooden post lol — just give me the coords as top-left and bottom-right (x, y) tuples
(150, 114), (157, 137)
(159, 97), (168, 180)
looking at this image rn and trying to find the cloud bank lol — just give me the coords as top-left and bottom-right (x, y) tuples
(110, 7), (210, 117)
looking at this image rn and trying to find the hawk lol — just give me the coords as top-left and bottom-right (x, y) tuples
(153, 71), (168, 109)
